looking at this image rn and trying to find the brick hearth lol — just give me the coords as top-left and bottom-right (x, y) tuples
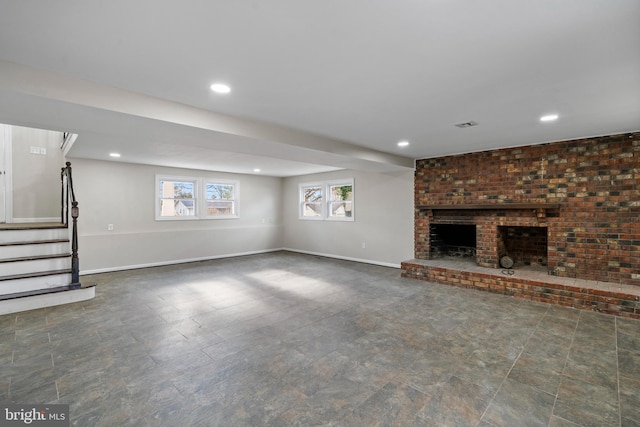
(401, 258), (640, 319)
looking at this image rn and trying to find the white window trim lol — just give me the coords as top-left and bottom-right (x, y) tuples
(156, 175), (199, 221)
(299, 179), (354, 221)
(155, 175), (240, 221)
(204, 179), (240, 219)
(298, 182), (325, 220)
(326, 178), (354, 222)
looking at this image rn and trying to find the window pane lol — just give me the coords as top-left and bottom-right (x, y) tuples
(207, 200), (234, 215)
(328, 184), (353, 219)
(303, 186), (322, 202)
(160, 180), (194, 199)
(329, 201), (353, 217)
(206, 184), (234, 200)
(302, 202), (323, 217)
(158, 179), (197, 218)
(330, 185), (352, 201)
(205, 183), (236, 216)
(160, 198), (196, 217)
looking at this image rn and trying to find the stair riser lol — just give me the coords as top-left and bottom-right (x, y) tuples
(0, 258), (70, 276)
(0, 273), (72, 295)
(0, 242), (70, 259)
(0, 286), (95, 316)
(0, 228), (70, 244)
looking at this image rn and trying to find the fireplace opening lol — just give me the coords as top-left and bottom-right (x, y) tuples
(498, 226), (548, 268)
(430, 224), (476, 259)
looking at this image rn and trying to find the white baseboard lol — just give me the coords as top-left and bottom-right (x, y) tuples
(80, 248), (284, 275)
(80, 248), (400, 276)
(282, 248), (401, 269)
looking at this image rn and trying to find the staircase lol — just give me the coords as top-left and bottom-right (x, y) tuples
(0, 163), (95, 315)
(0, 224), (94, 315)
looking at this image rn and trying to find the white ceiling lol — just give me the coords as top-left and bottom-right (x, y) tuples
(0, 1), (639, 177)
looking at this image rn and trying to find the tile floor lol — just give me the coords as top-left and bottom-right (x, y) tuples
(1, 251), (639, 426)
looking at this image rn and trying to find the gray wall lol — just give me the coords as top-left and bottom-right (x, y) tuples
(71, 158), (284, 273)
(12, 125), (64, 220)
(282, 169), (414, 267)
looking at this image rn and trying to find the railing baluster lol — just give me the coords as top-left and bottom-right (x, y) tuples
(60, 167), (65, 224)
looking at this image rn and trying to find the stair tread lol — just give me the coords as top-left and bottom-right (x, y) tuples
(0, 253), (71, 263)
(0, 239), (70, 247)
(0, 269), (72, 282)
(0, 284), (93, 302)
(0, 223), (66, 230)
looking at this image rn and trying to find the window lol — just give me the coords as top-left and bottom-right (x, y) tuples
(156, 175), (239, 220)
(205, 181), (238, 218)
(299, 179), (354, 221)
(158, 177), (198, 219)
(328, 183), (353, 219)
(300, 184), (324, 219)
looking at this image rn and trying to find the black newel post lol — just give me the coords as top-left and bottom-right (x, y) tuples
(70, 200), (80, 289)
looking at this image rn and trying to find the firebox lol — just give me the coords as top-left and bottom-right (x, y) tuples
(429, 224), (476, 259)
(418, 204), (558, 271)
(497, 226), (548, 268)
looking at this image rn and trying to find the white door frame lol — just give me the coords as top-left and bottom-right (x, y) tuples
(0, 124), (13, 223)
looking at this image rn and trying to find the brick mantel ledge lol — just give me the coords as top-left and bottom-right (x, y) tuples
(416, 203), (563, 210)
(401, 258), (640, 319)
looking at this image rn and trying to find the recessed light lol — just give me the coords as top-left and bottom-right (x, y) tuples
(210, 83), (231, 94)
(540, 114), (559, 122)
(253, 168), (261, 173)
(109, 153), (121, 158)
(397, 140), (410, 147)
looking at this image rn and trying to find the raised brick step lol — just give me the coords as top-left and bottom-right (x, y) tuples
(401, 258), (640, 319)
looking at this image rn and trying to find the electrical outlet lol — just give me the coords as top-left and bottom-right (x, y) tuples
(107, 224), (114, 231)
(362, 242), (366, 249)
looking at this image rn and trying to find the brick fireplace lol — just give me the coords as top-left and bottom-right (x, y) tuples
(402, 132), (640, 318)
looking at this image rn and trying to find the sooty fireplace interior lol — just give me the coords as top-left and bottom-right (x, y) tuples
(497, 226), (548, 268)
(430, 224), (477, 259)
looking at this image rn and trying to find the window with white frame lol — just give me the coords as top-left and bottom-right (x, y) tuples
(156, 175), (239, 220)
(205, 181), (238, 218)
(157, 176), (198, 219)
(299, 179), (354, 221)
(300, 183), (324, 219)
(328, 182), (353, 219)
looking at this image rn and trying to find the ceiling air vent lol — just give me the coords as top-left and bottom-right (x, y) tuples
(454, 121), (478, 128)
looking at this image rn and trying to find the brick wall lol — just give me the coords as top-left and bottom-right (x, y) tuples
(414, 132), (640, 287)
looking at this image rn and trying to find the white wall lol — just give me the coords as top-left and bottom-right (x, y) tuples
(71, 158), (283, 273)
(11, 125), (64, 221)
(283, 169), (414, 267)
(69, 158), (414, 273)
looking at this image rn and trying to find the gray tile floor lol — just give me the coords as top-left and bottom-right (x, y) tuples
(1, 251), (639, 426)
